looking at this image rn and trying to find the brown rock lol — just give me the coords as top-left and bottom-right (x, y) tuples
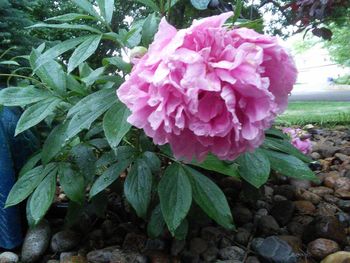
(335, 178), (350, 191)
(317, 202), (338, 216)
(335, 189), (350, 200)
(309, 186), (334, 196)
(324, 172), (341, 189)
(296, 189), (322, 205)
(278, 235), (302, 253)
(321, 251), (350, 263)
(335, 153), (350, 163)
(294, 201), (316, 215)
(307, 238), (340, 260)
(122, 233), (147, 251)
(324, 194), (340, 203)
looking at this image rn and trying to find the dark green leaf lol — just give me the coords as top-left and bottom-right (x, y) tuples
(59, 163), (85, 204)
(90, 158), (132, 198)
(165, 0), (181, 11)
(114, 145), (138, 161)
(19, 152), (42, 178)
(42, 122), (69, 164)
(184, 166), (234, 229)
(191, 154), (239, 177)
(68, 34), (102, 73)
(66, 89), (115, 139)
(0, 86), (51, 106)
(124, 159), (153, 218)
(26, 195), (35, 228)
(97, 0), (114, 24)
(135, 0), (160, 12)
(72, 0), (101, 18)
(141, 152), (161, 174)
(28, 23), (102, 34)
(190, 0), (210, 10)
(29, 168), (57, 223)
(236, 149), (270, 188)
(102, 57), (132, 73)
(158, 163), (192, 233)
(15, 98), (61, 135)
(46, 13), (96, 22)
(142, 13), (159, 47)
(103, 102), (131, 149)
(262, 149), (317, 181)
(174, 219), (188, 240)
(71, 144), (97, 183)
(6, 164), (56, 207)
(262, 137), (312, 163)
(147, 205), (165, 238)
(265, 128), (289, 140)
(81, 66), (105, 86)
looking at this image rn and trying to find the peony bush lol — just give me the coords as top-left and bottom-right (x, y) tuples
(0, 0), (316, 239)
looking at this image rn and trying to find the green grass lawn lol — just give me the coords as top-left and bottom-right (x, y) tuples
(277, 101), (350, 126)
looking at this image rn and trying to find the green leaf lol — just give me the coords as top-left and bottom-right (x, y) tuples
(81, 66), (105, 86)
(19, 152), (42, 178)
(66, 89), (115, 139)
(46, 13), (97, 22)
(124, 159), (153, 218)
(142, 13), (159, 47)
(236, 149), (270, 188)
(68, 35), (102, 73)
(6, 164), (56, 207)
(102, 57), (132, 73)
(71, 144), (97, 183)
(147, 205), (165, 238)
(28, 23), (102, 34)
(42, 122), (69, 164)
(90, 158), (132, 198)
(30, 49), (67, 93)
(165, 0), (181, 11)
(265, 128), (289, 140)
(59, 163), (85, 204)
(15, 98), (61, 135)
(0, 86), (51, 106)
(141, 151), (161, 174)
(190, 0), (210, 10)
(136, 0), (160, 12)
(261, 149), (317, 181)
(191, 154), (239, 177)
(174, 219), (188, 240)
(34, 36), (91, 70)
(29, 167), (57, 223)
(72, 0), (101, 18)
(26, 195), (35, 228)
(103, 102), (131, 149)
(0, 60), (19, 65)
(97, 0), (114, 24)
(114, 145), (138, 162)
(262, 137), (312, 163)
(184, 166), (235, 229)
(158, 163), (192, 233)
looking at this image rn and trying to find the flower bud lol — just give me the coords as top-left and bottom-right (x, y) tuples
(129, 46), (147, 64)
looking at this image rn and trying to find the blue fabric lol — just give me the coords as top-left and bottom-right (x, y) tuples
(0, 107), (38, 249)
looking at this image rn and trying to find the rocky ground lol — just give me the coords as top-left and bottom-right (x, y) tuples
(1, 126), (350, 263)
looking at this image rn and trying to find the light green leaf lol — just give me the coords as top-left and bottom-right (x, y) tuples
(66, 89), (115, 139)
(158, 163), (192, 233)
(136, 0), (160, 12)
(97, 0), (114, 24)
(6, 164), (56, 207)
(102, 57), (132, 73)
(261, 149), (317, 181)
(141, 151), (161, 174)
(147, 205), (166, 238)
(124, 159), (153, 218)
(81, 67), (105, 86)
(29, 167), (57, 223)
(19, 152), (42, 178)
(191, 154), (239, 177)
(72, 0), (101, 18)
(0, 86), (51, 106)
(89, 157), (132, 198)
(0, 60), (19, 65)
(34, 36), (91, 70)
(28, 23), (102, 34)
(68, 34), (102, 73)
(184, 166), (235, 229)
(142, 13), (160, 47)
(42, 122), (69, 164)
(59, 163), (85, 204)
(190, 0), (210, 10)
(46, 13), (97, 22)
(103, 102), (131, 149)
(236, 149), (270, 188)
(15, 98), (61, 135)
(71, 144), (97, 183)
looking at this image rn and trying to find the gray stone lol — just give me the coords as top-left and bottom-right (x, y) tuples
(86, 246), (118, 263)
(189, 238), (208, 254)
(110, 249), (147, 263)
(271, 200), (295, 226)
(0, 252), (18, 263)
(59, 251), (77, 262)
(170, 239), (186, 256)
(258, 215), (280, 236)
(201, 246), (218, 262)
(218, 246), (245, 261)
(51, 230), (80, 252)
(21, 220), (51, 263)
(234, 228), (250, 246)
(252, 236), (299, 263)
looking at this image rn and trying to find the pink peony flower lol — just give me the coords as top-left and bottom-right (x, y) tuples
(117, 12), (297, 161)
(283, 128), (312, 154)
